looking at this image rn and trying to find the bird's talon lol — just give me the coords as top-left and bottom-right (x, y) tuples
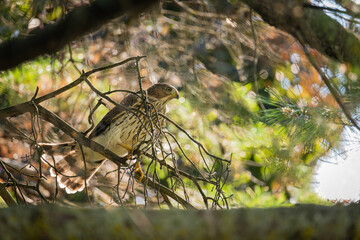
(134, 161), (143, 182)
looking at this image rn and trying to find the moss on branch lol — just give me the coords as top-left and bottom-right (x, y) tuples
(1, 204), (359, 239)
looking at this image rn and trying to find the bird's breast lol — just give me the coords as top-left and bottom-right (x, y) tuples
(92, 102), (167, 158)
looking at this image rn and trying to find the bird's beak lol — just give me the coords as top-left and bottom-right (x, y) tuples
(173, 91), (180, 99)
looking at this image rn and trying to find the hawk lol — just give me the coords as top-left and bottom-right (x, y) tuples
(42, 83), (179, 194)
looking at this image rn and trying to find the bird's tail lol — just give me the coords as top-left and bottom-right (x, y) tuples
(39, 142), (77, 155)
(40, 142), (105, 194)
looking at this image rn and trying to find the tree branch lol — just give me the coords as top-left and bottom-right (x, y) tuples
(297, 33), (360, 132)
(241, 0), (360, 66)
(0, 56), (144, 119)
(35, 105), (195, 209)
(1, 204), (360, 238)
(36, 105), (129, 167)
(0, 183), (17, 206)
(0, 0), (158, 71)
(139, 177), (196, 210)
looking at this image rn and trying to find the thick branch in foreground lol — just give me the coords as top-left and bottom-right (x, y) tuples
(0, 0), (158, 71)
(242, 0), (360, 66)
(0, 204), (359, 239)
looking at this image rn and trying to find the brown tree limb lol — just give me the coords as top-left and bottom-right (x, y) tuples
(139, 177), (196, 210)
(36, 105), (129, 167)
(0, 183), (17, 206)
(0, 0), (158, 71)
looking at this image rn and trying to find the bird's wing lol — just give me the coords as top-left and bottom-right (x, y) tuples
(89, 93), (142, 139)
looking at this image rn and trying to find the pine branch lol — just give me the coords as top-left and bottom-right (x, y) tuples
(296, 32), (360, 132)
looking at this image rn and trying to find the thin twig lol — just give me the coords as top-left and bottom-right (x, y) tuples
(0, 160), (27, 205)
(160, 113), (231, 163)
(79, 144), (92, 207)
(250, 10), (265, 110)
(139, 175), (196, 210)
(0, 55), (230, 208)
(0, 56), (146, 119)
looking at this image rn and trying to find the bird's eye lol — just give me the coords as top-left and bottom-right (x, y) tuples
(166, 87), (172, 92)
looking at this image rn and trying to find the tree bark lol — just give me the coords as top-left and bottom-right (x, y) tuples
(1, 0), (358, 71)
(0, 204), (359, 239)
(242, 0), (360, 66)
(0, 0), (158, 71)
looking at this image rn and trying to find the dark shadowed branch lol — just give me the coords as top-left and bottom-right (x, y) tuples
(0, 0), (157, 71)
(241, 0), (360, 66)
(1, 205), (360, 239)
(0, 183), (17, 206)
(37, 105), (129, 167)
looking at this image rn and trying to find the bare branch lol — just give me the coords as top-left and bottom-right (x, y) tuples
(0, 56), (145, 119)
(0, 56), (228, 208)
(0, 183), (17, 206)
(139, 176), (196, 210)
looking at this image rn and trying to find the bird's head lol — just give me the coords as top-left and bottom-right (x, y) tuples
(146, 83), (179, 102)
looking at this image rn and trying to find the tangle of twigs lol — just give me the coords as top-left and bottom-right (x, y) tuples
(0, 56), (231, 209)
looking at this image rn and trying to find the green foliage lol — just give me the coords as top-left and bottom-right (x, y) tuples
(234, 185), (291, 207)
(0, 197), (7, 208)
(0, 58), (53, 107)
(163, 83), (329, 207)
(0, 1), (29, 40)
(262, 88), (342, 152)
(0, 0), (66, 41)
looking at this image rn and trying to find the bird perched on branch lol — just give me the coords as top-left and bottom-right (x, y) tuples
(41, 83), (179, 194)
